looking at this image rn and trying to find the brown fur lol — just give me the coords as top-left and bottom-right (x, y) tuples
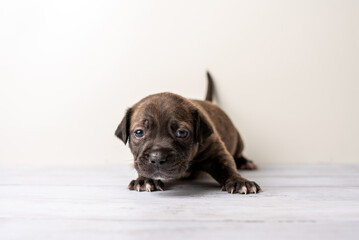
(115, 72), (261, 194)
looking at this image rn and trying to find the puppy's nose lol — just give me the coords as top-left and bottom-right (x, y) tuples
(149, 151), (167, 167)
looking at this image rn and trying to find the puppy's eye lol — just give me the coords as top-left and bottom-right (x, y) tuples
(176, 130), (188, 138)
(134, 129), (144, 138)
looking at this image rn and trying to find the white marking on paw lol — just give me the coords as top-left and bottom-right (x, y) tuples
(240, 186), (247, 194)
(145, 183), (152, 192)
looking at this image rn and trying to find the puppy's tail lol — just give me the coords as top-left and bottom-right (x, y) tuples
(205, 71), (214, 102)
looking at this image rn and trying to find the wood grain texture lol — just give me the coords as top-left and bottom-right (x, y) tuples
(1, 164), (359, 240)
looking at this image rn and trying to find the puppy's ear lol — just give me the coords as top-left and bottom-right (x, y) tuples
(115, 108), (132, 145)
(192, 108), (213, 144)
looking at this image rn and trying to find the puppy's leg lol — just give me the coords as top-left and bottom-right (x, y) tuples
(235, 156), (258, 170)
(128, 176), (164, 192)
(203, 150), (261, 194)
(233, 131), (258, 170)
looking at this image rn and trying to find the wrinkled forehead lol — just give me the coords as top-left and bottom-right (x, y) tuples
(131, 96), (193, 128)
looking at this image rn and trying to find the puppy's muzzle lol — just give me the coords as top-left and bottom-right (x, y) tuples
(148, 150), (168, 167)
(138, 145), (187, 179)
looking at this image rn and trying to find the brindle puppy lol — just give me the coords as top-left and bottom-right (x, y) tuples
(115, 72), (261, 194)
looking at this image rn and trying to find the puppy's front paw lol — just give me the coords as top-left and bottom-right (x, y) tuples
(222, 178), (261, 194)
(128, 177), (164, 192)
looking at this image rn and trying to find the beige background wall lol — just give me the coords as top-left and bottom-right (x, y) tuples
(0, 0), (358, 165)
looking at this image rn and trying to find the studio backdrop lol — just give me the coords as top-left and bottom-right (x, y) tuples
(0, 0), (358, 165)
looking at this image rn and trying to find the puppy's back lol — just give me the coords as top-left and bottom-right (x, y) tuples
(191, 100), (242, 156)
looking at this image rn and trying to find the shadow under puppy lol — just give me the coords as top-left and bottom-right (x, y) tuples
(115, 72), (261, 194)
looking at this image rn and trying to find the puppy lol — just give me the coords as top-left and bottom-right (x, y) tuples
(115, 72), (261, 194)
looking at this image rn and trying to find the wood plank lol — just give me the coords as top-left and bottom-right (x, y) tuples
(1, 164), (359, 240)
(1, 219), (359, 240)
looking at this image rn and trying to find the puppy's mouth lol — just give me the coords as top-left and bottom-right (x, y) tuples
(135, 158), (189, 180)
(148, 171), (178, 180)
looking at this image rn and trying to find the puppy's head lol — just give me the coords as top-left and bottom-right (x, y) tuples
(115, 93), (213, 180)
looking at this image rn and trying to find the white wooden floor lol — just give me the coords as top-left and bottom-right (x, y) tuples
(1, 164), (359, 240)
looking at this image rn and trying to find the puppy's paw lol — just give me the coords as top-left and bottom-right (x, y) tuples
(222, 178), (261, 194)
(128, 177), (164, 192)
(239, 161), (258, 170)
(235, 157), (258, 170)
